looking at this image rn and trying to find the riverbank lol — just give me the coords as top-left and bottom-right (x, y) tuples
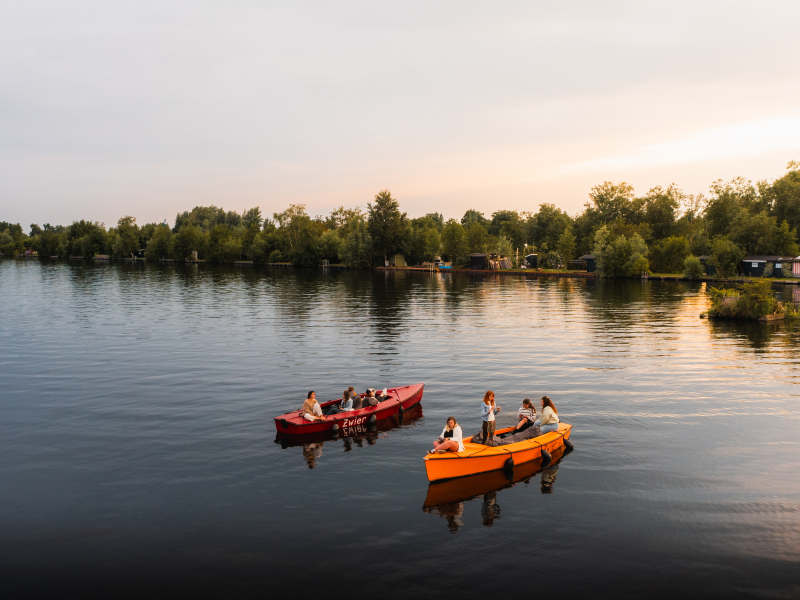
(375, 265), (800, 285)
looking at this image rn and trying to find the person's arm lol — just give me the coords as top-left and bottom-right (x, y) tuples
(481, 403), (489, 419)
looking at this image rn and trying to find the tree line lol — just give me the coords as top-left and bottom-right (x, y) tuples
(2, 162), (799, 277)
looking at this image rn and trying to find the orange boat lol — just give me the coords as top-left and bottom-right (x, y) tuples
(423, 422), (573, 482)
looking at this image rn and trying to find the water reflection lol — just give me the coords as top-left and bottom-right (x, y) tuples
(275, 404), (424, 468)
(422, 446), (569, 532)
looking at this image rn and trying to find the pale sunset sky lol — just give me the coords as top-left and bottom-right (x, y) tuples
(2, 1), (800, 227)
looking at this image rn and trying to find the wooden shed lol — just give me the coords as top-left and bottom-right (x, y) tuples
(697, 256), (717, 276)
(469, 253), (488, 270)
(388, 254), (406, 267)
(578, 254), (597, 273)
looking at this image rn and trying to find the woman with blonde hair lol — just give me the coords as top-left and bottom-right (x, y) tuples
(429, 416), (464, 454)
(534, 396), (560, 434)
(481, 391), (501, 443)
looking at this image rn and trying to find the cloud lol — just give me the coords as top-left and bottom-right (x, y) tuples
(563, 115), (800, 173)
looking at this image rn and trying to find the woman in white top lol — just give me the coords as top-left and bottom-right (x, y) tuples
(429, 416), (464, 454)
(533, 396), (560, 434)
(481, 391), (501, 443)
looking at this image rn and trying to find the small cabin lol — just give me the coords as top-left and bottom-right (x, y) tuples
(525, 254), (538, 269)
(133, 249), (146, 259)
(469, 253), (488, 270)
(741, 256), (800, 278)
(388, 254), (406, 268)
(578, 254), (596, 273)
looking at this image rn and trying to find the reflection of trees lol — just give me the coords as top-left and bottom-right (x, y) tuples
(708, 319), (799, 350)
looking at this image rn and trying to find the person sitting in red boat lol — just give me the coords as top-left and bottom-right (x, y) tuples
(429, 416), (464, 454)
(362, 388), (379, 408)
(324, 390), (349, 415)
(351, 388), (363, 410)
(302, 391), (325, 422)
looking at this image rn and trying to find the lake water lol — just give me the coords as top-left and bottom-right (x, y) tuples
(2, 260), (799, 598)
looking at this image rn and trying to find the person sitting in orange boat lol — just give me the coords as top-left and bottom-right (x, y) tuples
(533, 396), (560, 434)
(302, 391), (325, 422)
(429, 416), (464, 454)
(362, 388), (379, 408)
(512, 398), (536, 432)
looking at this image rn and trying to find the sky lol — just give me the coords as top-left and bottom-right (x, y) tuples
(2, 0), (800, 229)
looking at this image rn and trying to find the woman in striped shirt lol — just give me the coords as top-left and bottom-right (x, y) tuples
(512, 398), (536, 432)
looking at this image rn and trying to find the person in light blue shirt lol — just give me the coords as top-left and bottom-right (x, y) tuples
(325, 390), (349, 415)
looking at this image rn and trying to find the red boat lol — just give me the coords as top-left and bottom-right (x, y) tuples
(273, 383), (425, 435)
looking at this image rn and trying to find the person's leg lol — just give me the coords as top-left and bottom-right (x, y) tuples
(541, 423), (558, 434)
(482, 420), (489, 440)
(304, 413), (315, 421)
(437, 440), (458, 453)
(487, 421), (495, 443)
(533, 419), (542, 427)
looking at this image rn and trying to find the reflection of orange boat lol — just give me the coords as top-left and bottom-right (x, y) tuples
(423, 423), (572, 482)
(424, 445), (566, 507)
(275, 403), (424, 448)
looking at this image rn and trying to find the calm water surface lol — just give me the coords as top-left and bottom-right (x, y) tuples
(2, 260), (800, 598)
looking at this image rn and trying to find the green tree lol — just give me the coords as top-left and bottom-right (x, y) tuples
(341, 216), (374, 268)
(774, 220), (800, 256)
(709, 236), (744, 278)
(466, 221), (489, 253)
(587, 181), (636, 224)
(683, 255), (705, 279)
(593, 227), (649, 277)
(318, 229), (343, 262)
(643, 185), (681, 239)
(556, 225), (577, 267)
(242, 207), (263, 229)
(171, 224), (205, 260)
(367, 190), (411, 262)
(649, 236), (690, 273)
(765, 161), (800, 233)
(112, 215), (140, 257)
(461, 209), (490, 229)
(441, 219), (468, 264)
(144, 225), (173, 260)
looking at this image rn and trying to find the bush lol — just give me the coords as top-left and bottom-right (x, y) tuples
(708, 280), (779, 319)
(683, 255), (705, 279)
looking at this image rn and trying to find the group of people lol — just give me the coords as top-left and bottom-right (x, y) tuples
(430, 392), (560, 454)
(301, 387), (387, 421)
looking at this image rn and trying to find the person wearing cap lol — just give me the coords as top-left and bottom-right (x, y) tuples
(362, 388), (379, 408)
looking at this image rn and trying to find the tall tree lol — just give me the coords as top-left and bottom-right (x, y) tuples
(441, 219), (468, 264)
(367, 190), (410, 262)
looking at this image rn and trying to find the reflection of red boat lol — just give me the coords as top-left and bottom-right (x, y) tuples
(274, 403), (424, 447)
(273, 383), (425, 435)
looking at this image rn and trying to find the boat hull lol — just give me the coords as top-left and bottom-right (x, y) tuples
(424, 422), (572, 482)
(274, 383), (424, 435)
